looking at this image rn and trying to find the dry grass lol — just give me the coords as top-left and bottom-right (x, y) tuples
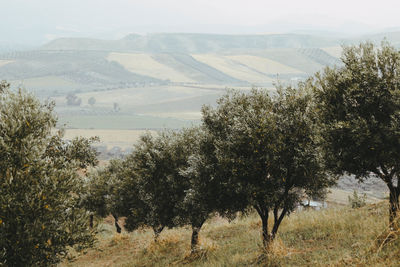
(59, 201), (400, 267)
(327, 188), (382, 205)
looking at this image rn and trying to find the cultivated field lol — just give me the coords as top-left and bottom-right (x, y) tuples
(192, 54), (274, 84)
(107, 53), (195, 83)
(227, 54), (303, 74)
(62, 129), (157, 149)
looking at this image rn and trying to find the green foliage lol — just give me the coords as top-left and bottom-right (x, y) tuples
(0, 82), (98, 266)
(180, 127), (246, 227)
(201, 86), (334, 247)
(116, 130), (195, 236)
(313, 41), (400, 223)
(83, 159), (125, 219)
(348, 190), (367, 209)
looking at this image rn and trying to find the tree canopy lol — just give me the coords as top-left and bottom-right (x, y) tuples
(202, 87), (334, 248)
(313, 41), (400, 226)
(0, 82), (98, 266)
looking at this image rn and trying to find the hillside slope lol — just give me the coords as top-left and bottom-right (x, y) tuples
(60, 201), (399, 267)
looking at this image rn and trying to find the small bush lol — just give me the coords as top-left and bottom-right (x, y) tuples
(348, 190), (367, 208)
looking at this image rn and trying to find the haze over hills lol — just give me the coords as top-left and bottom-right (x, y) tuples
(42, 33), (339, 52)
(1, 31), (400, 129)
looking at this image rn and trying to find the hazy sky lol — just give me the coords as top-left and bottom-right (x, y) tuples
(2, 0), (400, 44)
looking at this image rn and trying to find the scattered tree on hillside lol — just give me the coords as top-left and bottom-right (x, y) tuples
(88, 97), (96, 107)
(66, 93), (82, 106)
(117, 131), (193, 241)
(313, 42), (400, 227)
(82, 159), (123, 233)
(202, 87), (334, 249)
(181, 127), (248, 253)
(0, 82), (98, 266)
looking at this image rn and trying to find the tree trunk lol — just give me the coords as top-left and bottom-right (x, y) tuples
(261, 215), (272, 249)
(89, 214), (94, 228)
(271, 206), (287, 241)
(191, 221), (205, 254)
(389, 186), (400, 228)
(152, 225), (164, 242)
(254, 205), (271, 250)
(112, 214), (121, 233)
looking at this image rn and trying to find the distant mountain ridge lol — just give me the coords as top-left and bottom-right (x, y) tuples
(1, 31), (400, 100)
(41, 33), (339, 53)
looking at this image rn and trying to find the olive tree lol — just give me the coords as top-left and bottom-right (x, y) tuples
(181, 127), (248, 253)
(82, 159), (123, 233)
(313, 42), (400, 226)
(118, 131), (193, 241)
(0, 82), (98, 266)
(202, 87), (333, 249)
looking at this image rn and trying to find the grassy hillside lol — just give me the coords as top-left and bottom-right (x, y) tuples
(59, 201), (400, 267)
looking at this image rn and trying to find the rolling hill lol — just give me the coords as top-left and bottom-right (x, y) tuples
(1, 32), (398, 129)
(41, 33), (339, 53)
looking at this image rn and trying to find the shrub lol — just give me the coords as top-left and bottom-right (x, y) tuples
(0, 82), (98, 266)
(348, 190), (367, 209)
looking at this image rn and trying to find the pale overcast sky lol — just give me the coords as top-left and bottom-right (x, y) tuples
(1, 0), (400, 44)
